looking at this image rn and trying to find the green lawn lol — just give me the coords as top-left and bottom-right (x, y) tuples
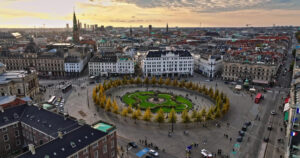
(122, 91), (192, 113)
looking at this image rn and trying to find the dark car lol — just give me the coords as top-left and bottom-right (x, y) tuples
(128, 142), (138, 148)
(237, 137), (243, 142)
(244, 121), (251, 126)
(239, 130), (245, 136)
(242, 125), (247, 132)
(264, 137), (269, 142)
(145, 155), (153, 158)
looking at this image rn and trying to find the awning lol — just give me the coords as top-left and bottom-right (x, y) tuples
(284, 111), (289, 121)
(252, 79), (269, 84)
(284, 103), (290, 112)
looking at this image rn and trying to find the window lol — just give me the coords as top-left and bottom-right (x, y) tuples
(111, 151), (115, 157)
(83, 148), (88, 154)
(111, 140), (114, 149)
(16, 139), (21, 146)
(103, 145), (107, 153)
(3, 134), (9, 142)
(2, 127), (7, 132)
(94, 150), (98, 158)
(93, 142), (98, 149)
(15, 130), (20, 137)
(5, 144), (10, 151)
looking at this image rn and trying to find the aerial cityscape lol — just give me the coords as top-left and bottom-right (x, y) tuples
(0, 0), (300, 158)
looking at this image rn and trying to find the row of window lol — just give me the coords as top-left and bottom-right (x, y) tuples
(146, 57), (192, 60)
(146, 68), (192, 72)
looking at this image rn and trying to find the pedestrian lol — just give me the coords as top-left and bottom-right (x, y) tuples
(230, 138), (232, 142)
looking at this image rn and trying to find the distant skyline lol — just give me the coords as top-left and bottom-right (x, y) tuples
(0, 0), (300, 28)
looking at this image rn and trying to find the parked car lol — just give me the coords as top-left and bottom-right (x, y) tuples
(239, 130), (245, 136)
(264, 137), (269, 142)
(244, 121), (251, 126)
(242, 125), (247, 132)
(271, 110), (277, 115)
(149, 149), (159, 157)
(201, 149), (213, 158)
(128, 142), (137, 148)
(145, 155), (153, 158)
(237, 136), (243, 142)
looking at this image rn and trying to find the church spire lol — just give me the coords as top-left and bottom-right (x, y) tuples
(73, 11), (79, 43)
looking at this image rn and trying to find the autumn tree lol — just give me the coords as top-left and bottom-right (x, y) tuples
(92, 88), (97, 102)
(105, 97), (112, 112)
(155, 108), (165, 123)
(136, 77), (142, 84)
(202, 85), (208, 95)
(208, 87), (214, 98)
(172, 79), (178, 87)
(143, 107), (153, 121)
(192, 84), (198, 91)
(165, 78), (171, 85)
(200, 108), (207, 121)
(185, 81), (193, 89)
(214, 89), (219, 100)
(136, 107), (142, 118)
(131, 110), (139, 123)
(127, 104), (133, 114)
(179, 80), (185, 88)
(122, 76), (128, 85)
(112, 98), (119, 114)
(121, 108), (128, 117)
(158, 77), (164, 85)
(181, 109), (191, 123)
(168, 108), (177, 123)
(100, 95), (106, 108)
(144, 77), (150, 84)
(129, 78), (135, 84)
(206, 107), (215, 120)
(215, 107), (222, 118)
(195, 111), (202, 122)
(150, 76), (157, 85)
(191, 110), (198, 121)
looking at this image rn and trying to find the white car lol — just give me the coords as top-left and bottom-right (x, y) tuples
(149, 149), (159, 157)
(201, 149), (212, 157)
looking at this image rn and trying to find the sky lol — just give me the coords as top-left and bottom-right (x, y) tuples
(0, 0), (300, 28)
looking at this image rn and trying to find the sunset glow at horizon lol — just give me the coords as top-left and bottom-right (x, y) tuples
(0, 0), (300, 28)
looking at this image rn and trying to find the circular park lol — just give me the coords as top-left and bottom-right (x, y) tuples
(122, 91), (193, 113)
(92, 77), (230, 123)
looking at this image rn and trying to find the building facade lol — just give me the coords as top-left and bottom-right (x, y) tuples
(0, 64), (39, 98)
(198, 55), (223, 78)
(89, 55), (134, 76)
(222, 59), (279, 85)
(0, 104), (117, 158)
(142, 50), (194, 77)
(0, 41), (65, 77)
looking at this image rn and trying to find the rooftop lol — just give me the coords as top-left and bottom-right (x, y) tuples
(146, 50), (192, 58)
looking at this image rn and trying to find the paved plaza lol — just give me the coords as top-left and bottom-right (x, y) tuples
(40, 73), (284, 158)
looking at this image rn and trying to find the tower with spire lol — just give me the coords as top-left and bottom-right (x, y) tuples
(73, 11), (80, 43)
(166, 23), (168, 33)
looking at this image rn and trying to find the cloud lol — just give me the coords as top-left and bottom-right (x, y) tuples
(108, 0), (300, 12)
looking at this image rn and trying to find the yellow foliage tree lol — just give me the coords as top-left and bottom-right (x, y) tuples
(151, 76), (157, 85)
(155, 108), (165, 123)
(112, 98), (119, 114)
(121, 108), (128, 117)
(127, 104), (133, 114)
(158, 77), (164, 85)
(168, 108), (177, 123)
(165, 78), (171, 85)
(181, 109), (191, 123)
(143, 107), (153, 121)
(105, 97), (112, 112)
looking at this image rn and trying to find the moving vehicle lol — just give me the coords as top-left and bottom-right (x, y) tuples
(237, 136), (243, 142)
(128, 142), (137, 148)
(47, 96), (56, 104)
(62, 84), (72, 93)
(149, 149), (159, 157)
(255, 93), (263, 104)
(239, 131), (245, 136)
(201, 149), (213, 158)
(271, 110), (277, 115)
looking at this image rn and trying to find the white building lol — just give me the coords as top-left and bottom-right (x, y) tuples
(198, 55), (223, 78)
(142, 50), (194, 77)
(64, 47), (92, 76)
(88, 55), (134, 76)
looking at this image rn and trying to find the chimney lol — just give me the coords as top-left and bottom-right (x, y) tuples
(58, 131), (63, 139)
(0, 107), (4, 113)
(28, 144), (35, 155)
(78, 119), (85, 125)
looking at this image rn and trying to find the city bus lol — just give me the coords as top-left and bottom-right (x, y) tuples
(47, 96), (56, 104)
(62, 84), (72, 93)
(255, 93), (263, 104)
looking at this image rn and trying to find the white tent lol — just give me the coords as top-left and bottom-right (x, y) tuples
(249, 87), (256, 92)
(235, 85), (242, 90)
